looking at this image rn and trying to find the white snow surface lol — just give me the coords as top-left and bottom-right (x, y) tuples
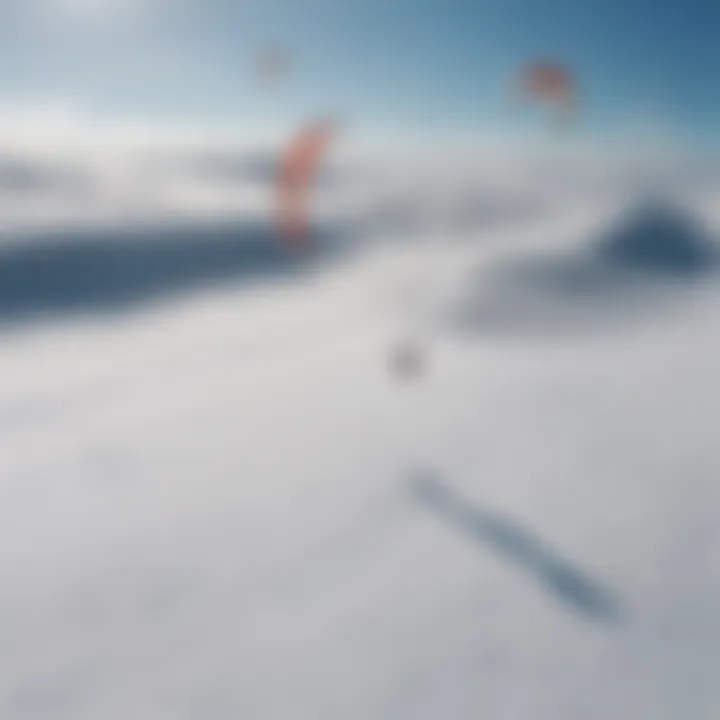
(0, 138), (719, 719)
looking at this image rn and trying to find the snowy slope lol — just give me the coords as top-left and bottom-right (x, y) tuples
(0, 145), (719, 719)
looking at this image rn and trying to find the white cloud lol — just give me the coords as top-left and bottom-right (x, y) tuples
(0, 96), (714, 237)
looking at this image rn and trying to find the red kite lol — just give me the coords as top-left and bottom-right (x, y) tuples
(518, 60), (577, 127)
(277, 118), (338, 247)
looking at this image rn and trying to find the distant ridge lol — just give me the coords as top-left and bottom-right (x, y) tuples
(593, 197), (716, 276)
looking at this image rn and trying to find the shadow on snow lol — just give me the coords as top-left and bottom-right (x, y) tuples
(408, 471), (622, 623)
(0, 220), (349, 328)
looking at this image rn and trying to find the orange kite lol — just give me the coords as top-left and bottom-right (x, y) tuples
(518, 60), (577, 126)
(277, 118), (338, 247)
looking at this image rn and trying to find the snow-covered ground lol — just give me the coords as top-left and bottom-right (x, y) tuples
(0, 129), (719, 718)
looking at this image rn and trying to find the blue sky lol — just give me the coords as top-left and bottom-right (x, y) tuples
(0, 0), (716, 141)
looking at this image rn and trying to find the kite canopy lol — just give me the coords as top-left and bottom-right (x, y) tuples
(518, 59), (577, 127)
(522, 61), (572, 98)
(277, 118), (338, 247)
(255, 47), (292, 85)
